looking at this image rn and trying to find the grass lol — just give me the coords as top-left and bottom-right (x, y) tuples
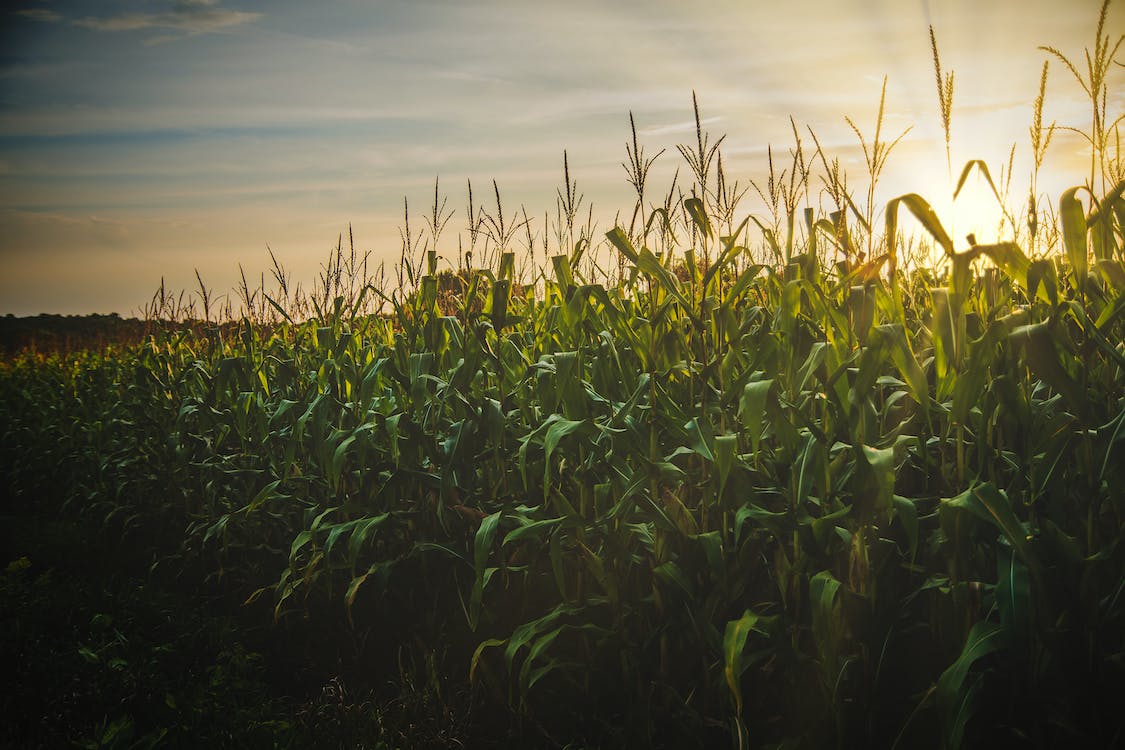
(2, 3), (1124, 748)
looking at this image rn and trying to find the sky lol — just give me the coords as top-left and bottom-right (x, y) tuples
(0, 0), (1118, 316)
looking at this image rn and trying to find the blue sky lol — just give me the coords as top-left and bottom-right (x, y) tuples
(0, 0), (1115, 315)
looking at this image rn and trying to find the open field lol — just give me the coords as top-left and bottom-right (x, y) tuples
(2, 7), (1124, 748)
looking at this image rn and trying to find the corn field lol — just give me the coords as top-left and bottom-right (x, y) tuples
(2, 7), (1124, 748)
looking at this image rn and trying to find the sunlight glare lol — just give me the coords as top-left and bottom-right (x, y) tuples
(907, 162), (1009, 271)
(950, 172), (1007, 248)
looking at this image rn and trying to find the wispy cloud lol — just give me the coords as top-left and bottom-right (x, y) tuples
(16, 8), (62, 23)
(16, 0), (260, 41)
(76, 0), (260, 37)
(640, 116), (723, 138)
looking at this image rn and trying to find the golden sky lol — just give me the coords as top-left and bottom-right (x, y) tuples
(1, 0), (1119, 315)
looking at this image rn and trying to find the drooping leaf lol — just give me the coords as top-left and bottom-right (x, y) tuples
(724, 609), (763, 716)
(684, 196), (713, 240)
(469, 513), (502, 631)
(937, 621), (1007, 750)
(1010, 322), (1088, 419)
(739, 379), (775, 455)
(861, 444), (895, 516)
(886, 193), (954, 258)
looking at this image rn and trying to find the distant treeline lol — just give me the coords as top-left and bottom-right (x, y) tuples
(0, 314), (283, 357)
(0, 313), (151, 356)
(0, 313), (228, 356)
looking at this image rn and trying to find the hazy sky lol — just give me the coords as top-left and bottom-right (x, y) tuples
(0, 0), (1117, 315)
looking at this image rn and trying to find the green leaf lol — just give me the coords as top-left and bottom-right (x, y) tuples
(605, 226), (639, 263)
(951, 318), (1008, 425)
(654, 561), (694, 600)
(684, 196), (713, 239)
(635, 247), (696, 320)
(347, 513), (389, 569)
(683, 417), (715, 462)
(549, 527), (568, 600)
(931, 288), (959, 384)
(739, 379), (775, 455)
(241, 481), (281, 517)
(696, 529), (724, 579)
(289, 529), (313, 562)
(578, 541), (618, 602)
(518, 626), (565, 700)
(703, 218), (749, 292)
(503, 517), (563, 546)
(893, 495), (919, 558)
(734, 503), (789, 542)
(491, 278), (511, 330)
(324, 519), (359, 559)
(750, 215), (783, 261)
(329, 433), (357, 488)
(203, 514), (231, 547)
(941, 483), (1037, 569)
(861, 444), (895, 515)
(1027, 259), (1059, 305)
(719, 264), (766, 315)
(876, 324), (930, 413)
(1059, 186), (1088, 282)
(1010, 322), (1088, 419)
(886, 193), (953, 258)
(470, 513), (502, 630)
(659, 487), (699, 536)
(543, 416), (587, 462)
(848, 285), (876, 344)
(551, 254), (574, 290)
(937, 621), (1007, 750)
(714, 434), (739, 499)
(470, 638), (507, 684)
(542, 416), (588, 499)
(724, 609), (763, 716)
(316, 326), (334, 351)
(498, 251), (515, 281)
(504, 603), (574, 668)
(794, 432), (820, 507)
(996, 546), (1030, 655)
(809, 570), (843, 672)
(1095, 259), (1125, 292)
(346, 563), (379, 616)
(953, 159), (1003, 207)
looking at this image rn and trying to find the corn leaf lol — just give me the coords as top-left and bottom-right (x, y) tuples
(937, 621), (1007, 750)
(1059, 186), (1088, 282)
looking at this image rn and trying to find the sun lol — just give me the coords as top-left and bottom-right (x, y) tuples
(898, 161), (1013, 270)
(948, 171), (1010, 248)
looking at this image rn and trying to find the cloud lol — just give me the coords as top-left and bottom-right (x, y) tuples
(77, 4), (259, 32)
(75, 15), (156, 32)
(69, 0), (261, 39)
(15, 8), (63, 23)
(640, 116), (723, 138)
